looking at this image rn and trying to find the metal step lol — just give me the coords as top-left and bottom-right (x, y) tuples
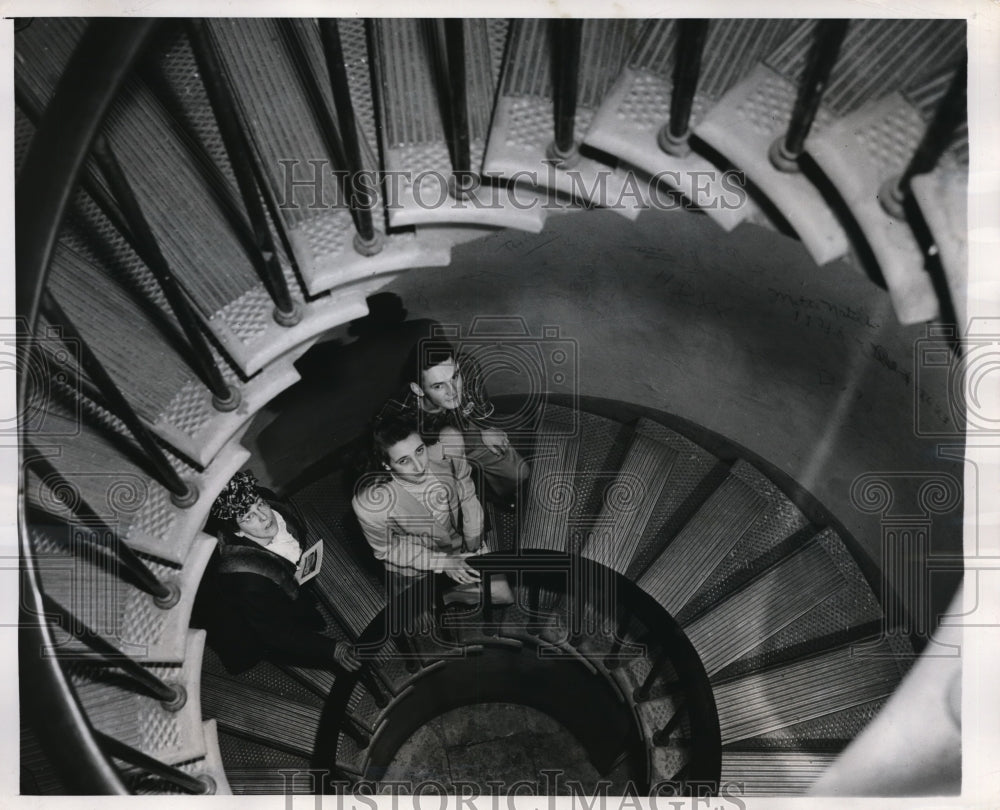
(484, 19), (644, 219)
(32, 521), (214, 663)
(370, 18), (547, 231)
(638, 460), (806, 617)
(69, 629), (208, 766)
(911, 166), (967, 330)
(806, 92), (949, 324)
(712, 639), (903, 744)
(216, 730), (313, 794)
(519, 417), (582, 552)
(585, 20), (792, 231)
(720, 750), (837, 795)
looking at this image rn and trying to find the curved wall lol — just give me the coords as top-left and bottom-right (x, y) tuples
(382, 207), (962, 578)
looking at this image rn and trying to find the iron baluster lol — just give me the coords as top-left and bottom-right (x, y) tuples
(443, 19), (473, 198)
(880, 59), (968, 218)
(40, 592), (187, 710)
(770, 19), (850, 172)
(652, 701), (686, 746)
(547, 19), (583, 167)
(39, 291), (198, 507)
(185, 19), (302, 327)
(659, 19), (709, 157)
(94, 732), (215, 794)
(318, 19), (383, 254)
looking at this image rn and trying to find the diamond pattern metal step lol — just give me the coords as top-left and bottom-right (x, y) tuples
(370, 18), (547, 231)
(216, 731), (313, 794)
(69, 629), (208, 766)
(806, 92), (952, 324)
(208, 18), (455, 296)
(483, 19), (645, 219)
(25, 406), (250, 565)
(32, 521), (214, 664)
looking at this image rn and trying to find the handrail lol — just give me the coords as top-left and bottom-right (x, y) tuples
(317, 551), (722, 792)
(16, 18), (162, 795)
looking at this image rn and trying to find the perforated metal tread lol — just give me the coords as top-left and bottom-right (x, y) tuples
(217, 730), (313, 795)
(638, 459), (805, 617)
(519, 421), (582, 552)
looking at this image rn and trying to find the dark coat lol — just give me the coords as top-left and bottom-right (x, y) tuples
(201, 495), (338, 674)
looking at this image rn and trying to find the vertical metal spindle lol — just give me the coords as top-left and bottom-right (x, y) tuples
(88, 138), (241, 412)
(652, 701), (686, 746)
(481, 571), (496, 636)
(658, 20), (709, 157)
(186, 19), (303, 327)
(880, 59), (967, 218)
(443, 19), (473, 198)
(770, 19), (850, 172)
(39, 292), (198, 508)
(25, 468), (179, 608)
(41, 593), (188, 710)
(633, 649), (666, 702)
(318, 19), (383, 254)
(603, 607), (633, 669)
(361, 668), (388, 708)
(95, 732), (215, 793)
(527, 580), (542, 636)
(547, 19), (583, 167)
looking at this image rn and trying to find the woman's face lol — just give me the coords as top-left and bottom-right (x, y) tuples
(384, 433), (429, 484)
(235, 497), (278, 541)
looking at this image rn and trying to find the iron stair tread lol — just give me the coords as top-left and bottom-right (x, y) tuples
(638, 459), (801, 617)
(680, 536), (846, 676)
(32, 522), (214, 663)
(46, 241), (267, 468)
(673, 460), (811, 622)
(132, 719), (233, 795)
(201, 643), (326, 706)
(623, 418), (724, 579)
(519, 421), (582, 552)
(201, 670), (321, 758)
(562, 410), (633, 554)
(208, 20), (445, 298)
(649, 746), (687, 785)
(766, 19), (965, 118)
(712, 527), (886, 681)
(711, 639), (903, 744)
(911, 167), (967, 330)
(26, 405), (250, 565)
(370, 19), (545, 231)
(585, 19), (792, 231)
(13, 17), (85, 106)
(484, 19), (645, 219)
(739, 696), (887, 750)
(635, 695), (681, 742)
(582, 431), (679, 574)
(68, 629), (208, 766)
(806, 92), (953, 324)
(719, 750), (837, 796)
(216, 730), (313, 794)
(694, 62), (848, 265)
(291, 491), (387, 637)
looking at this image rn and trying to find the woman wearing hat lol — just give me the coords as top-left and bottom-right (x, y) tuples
(201, 470), (360, 674)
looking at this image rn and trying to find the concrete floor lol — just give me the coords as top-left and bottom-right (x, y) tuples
(379, 703), (614, 794)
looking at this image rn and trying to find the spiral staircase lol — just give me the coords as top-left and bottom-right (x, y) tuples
(16, 17), (966, 796)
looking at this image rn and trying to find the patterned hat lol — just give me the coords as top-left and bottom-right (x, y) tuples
(210, 470), (260, 520)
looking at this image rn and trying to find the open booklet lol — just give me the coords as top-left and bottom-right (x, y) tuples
(295, 540), (323, 584)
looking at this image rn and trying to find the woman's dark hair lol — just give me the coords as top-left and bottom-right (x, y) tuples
(358, 412), (422, 486)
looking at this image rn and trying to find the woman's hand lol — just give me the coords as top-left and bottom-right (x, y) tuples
(441, 554), (481, 584)
(334, 641), (361, 672)
(480, 427), (509, 457)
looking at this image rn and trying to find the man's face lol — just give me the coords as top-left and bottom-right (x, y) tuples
(413, 357), (463, 411)
(236, 497), (278, 542)
(385, 433), (429, 484)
